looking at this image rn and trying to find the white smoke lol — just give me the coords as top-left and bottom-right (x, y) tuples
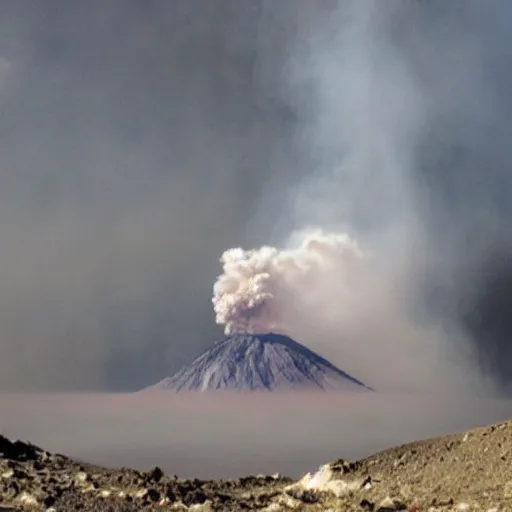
(212, 1), (502, 396)
(212, 229), (364, 335)
(212, 226), (487, 393)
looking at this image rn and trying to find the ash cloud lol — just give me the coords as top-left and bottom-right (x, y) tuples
(213, 0), (512, 395)
(212, 229), (363, 335)
(0, 1), (511, 393)
(296, 0), (512, 395)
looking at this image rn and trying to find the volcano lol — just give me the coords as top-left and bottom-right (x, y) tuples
(142, 332), (373, 392)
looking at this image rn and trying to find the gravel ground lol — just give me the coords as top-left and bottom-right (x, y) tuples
(1, 419), (512, 511)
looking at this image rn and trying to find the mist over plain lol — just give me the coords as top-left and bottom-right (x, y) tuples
(1, 392), (512, 479)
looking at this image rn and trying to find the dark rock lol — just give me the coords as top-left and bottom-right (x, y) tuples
(237, 476), (258, 487)
(176, 482), (195, 497)
(164, 486), (176, 502)
(33, 461), (47, 472)
(12, 469), (28, 479)
(286, 488), (319, 503)
(43, 494), (56, 507)
(0, 436), (39, 462)
(184, 488), (207, 506)
(54, 486), (65, 498)
(146, 488), (161, 502)
(216, 492), (232, 504)
(300, 489), (320, 504)
(432, 497), (454, 506)
(10, 440), (40, 461)
(146, 466), (164, 483)
(331, 458), (360, 474)
(361, 499), (375, 511)
(7, 480), (20, 495)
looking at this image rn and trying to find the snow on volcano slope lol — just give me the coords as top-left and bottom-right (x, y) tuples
(142, 332), (373, 392)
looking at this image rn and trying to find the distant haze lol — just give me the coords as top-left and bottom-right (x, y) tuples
(0, 2), (511, 394)
(1, 393), (512, 479)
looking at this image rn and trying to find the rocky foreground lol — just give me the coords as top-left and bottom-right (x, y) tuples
(1, 420), (512, 511)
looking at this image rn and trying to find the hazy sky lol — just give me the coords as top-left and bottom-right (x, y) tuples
(0, 1), (512, 392)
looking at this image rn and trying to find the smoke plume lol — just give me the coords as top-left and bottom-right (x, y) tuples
(212, 0), (511, 395)
(212, 229), (363, 335)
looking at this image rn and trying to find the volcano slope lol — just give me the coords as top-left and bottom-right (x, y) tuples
(1, 419), (512, 511)
(142, 332), (372, 392)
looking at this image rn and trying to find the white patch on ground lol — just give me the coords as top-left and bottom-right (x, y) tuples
(17, 491), (39, 506)
(285, 463), (362, 498)
(1, 468), (14, 479)
(189, 501), (214, 511)
(261, 494), (304, 511)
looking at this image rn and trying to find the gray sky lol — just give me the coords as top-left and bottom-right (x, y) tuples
(0, 0), (305, 390)
(0, 1), (511, 392)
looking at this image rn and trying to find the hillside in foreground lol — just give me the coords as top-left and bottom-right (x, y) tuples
(1, 418), (511, 511)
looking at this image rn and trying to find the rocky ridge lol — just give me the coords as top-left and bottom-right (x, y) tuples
(1, 419), (512, 511)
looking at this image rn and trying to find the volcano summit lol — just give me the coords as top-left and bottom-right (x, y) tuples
(143, 332), (372, 392)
